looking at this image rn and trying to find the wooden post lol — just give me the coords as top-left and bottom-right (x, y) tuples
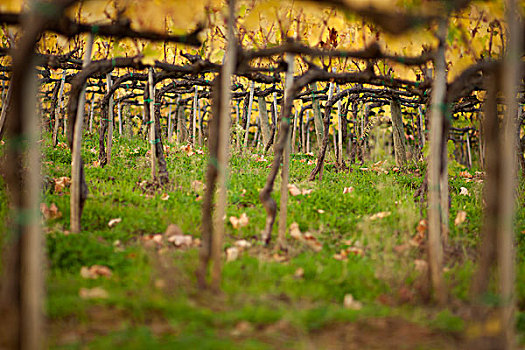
(291, 109), (297, 154)
(337, 86), (343, 165)
(167, 103), (173, 142)
(198, 99), (203, 146)
(88, 96), (95, 133)
(106, 73), (114, 164)
(277, 53), (295, 247)
(427, 19), (447, 304)
(391, 98), (407, 166)
(211, 0), (236, 290)
(259, 96), (271, 146)
(71, 34), (94, 233)
(193, 85), (198, 146)
(311, 83), (323, 150)
(118, 101), (122, 136)
(466, 132), (472, 168)
(148, 68), (157, 180)
(304, 110), (309, 153)
(243, 81), (255, 150)
(417, 105), (426, 148)
(52, 71), (66, 146)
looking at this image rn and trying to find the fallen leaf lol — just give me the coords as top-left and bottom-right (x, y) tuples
(414, 259), (428, 273)
(234, 239), (252, 249)
(231, 321), (253, 337)
(108, 218), (122, 227)
(79, 287), (108, 299)
(191, 180), (206, 193)
(287, 184), (302, 197)
(226, 247), (239, 262)
(343, 294), (363, 310)
(168, 234), (193, 247)
(229, 213), (249, 229)
(294, 267), (304, 278)
(160, 193), (170, 201)
(459, 187), (470, 196)
(301, 188), (313, 195)
(165, 224), (183, 236)
(80, 265), (112, 279)
(303, 233), (323, 252)
(343, 186), (354, 194)
(369, 211), (391, 220)
(54, 176), (71, 193)
(289, 222), (303, 240)
(40, 203), (62, 220)
(181, 144), (194, 156)
(459, 171), (473, 179)
(454, 210), (467, 226)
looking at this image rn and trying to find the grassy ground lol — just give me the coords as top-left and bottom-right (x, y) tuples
(3, 131), (525, 349)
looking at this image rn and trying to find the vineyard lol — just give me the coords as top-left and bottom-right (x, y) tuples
(0, 0), (524, 349)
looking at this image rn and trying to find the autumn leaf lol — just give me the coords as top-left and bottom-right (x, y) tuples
(80, 265), (112, 279)
(459, 187), (470, 196)
(234, 239), (252, 249)
(343, 186), (354, 194)
(343, 294), (363, 310)
(226, 247), (239, 262)
(108, 218), (122, 227)
(229, 213), (249, 229)
(454, 210), (467, 226)
(287, 184), (302, 196)
(191, 180), (205, 193)
(168, 234), (193, 247)
(54, 176), (71, 193)
(40, 203), (62, 220)
(79, 287), (108, 299)
(369, 211), (391, 220)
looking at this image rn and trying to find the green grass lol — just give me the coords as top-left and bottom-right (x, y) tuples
(1, 130), (524, 348)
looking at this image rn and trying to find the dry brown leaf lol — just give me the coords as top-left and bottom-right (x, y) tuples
(191, 180), (205, 193)
(459, 171), (473, 179)
(108, 218), (122, 227)
(343, 294), (362, 310)
(168, 234), (193, 247)
(454, 210), (467, 226)
(343, 186), (354, 194)
(234, 239), (252, 249)
(181, 144), (194, 156)
(289, 222), (303, 240)
(229, 213), (249, 229)
(303, 233), (323, 252)
(414, 259), (428, 273)
(369, 211), (391, 220)
(294, 267), (304, 278)
(165, 224), (183, 236)
(79, 287), (108, 299)
(40, 203), (62, 220)
(80, 265), (112, 279)
(226, 247), (239, 262)
(287, 184), (302, 197)
(54, 176), (71, 193)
